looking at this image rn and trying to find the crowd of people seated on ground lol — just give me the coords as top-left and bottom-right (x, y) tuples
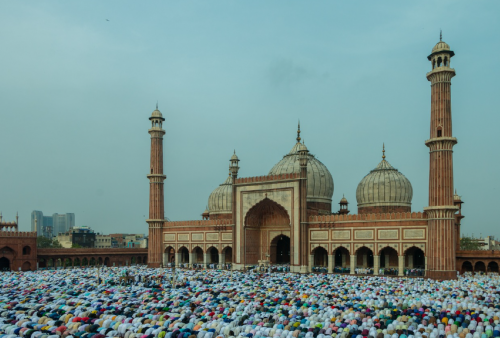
(404, 268), (425, 276)
(354, 267), (373, 274)
(167, 262), (232, 269)
(333, 266), (351, 273)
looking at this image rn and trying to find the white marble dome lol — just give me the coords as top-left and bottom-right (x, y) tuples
(269, 142), (334, 204)
(356, 158), (413, 209)
(207, 174), (232, 215)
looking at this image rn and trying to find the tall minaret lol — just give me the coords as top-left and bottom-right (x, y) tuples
(147, 103), (166, 268)
(424, 34), (459, 280)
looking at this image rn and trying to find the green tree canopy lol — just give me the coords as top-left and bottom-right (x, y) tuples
(460, 236), (481, 250)
(37, 236), (63, 248)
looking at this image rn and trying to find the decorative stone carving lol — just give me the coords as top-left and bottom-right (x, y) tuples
(355, 230), (373, 239)
(178, 234), (189, 241)
(206, 233), (218, 241)
(192, 233), (203, 241)
(164, 234), (175, 241)
(311, 231), (328, 240)
(222, 233), (232, 241)
(332, 230), (350, 240)
(404, 229), (425, 239)
(378, 230), (398, 240)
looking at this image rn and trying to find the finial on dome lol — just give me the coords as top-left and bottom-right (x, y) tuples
(382, 143), (386, 160)
(297, 120), (301, 143)
(440, 30), (442, 42)
(156, 101), (158, 110)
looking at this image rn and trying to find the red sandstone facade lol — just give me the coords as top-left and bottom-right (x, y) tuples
(0, 223), (37, 271)
(146, 38), (500, 279)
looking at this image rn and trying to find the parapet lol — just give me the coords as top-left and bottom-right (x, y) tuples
(310, 211), (426, 223)
(0, 231), (37, 237)
(166, 219), (233, 227)
(235, 173), (300, 184)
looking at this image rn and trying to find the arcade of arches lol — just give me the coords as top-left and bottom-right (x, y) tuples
(36, 248), (147, 269)
(460, 260), (499, 274)
(310, 245), (427, 276)
(165, 246), (233, 266)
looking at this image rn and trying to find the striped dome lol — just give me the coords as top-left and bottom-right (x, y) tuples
(356, 159), (412, 209)
(207, 175), (232, 215)
(432, 41), (450, 53)
(269, 142), (334, 204)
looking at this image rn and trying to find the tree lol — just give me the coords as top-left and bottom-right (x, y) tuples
(37, 236), (63, 248)
(71, 243), (82, 248)
(460, 236), (481, 250)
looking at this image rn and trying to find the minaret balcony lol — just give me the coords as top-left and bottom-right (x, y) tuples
(425, 136), (457, 150)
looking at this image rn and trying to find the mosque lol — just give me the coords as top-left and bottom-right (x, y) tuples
(146, 38), (465, 280)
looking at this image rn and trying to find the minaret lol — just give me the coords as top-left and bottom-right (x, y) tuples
(230, 151), (239, 266)
(147, 103), (166, 268)
(298, 138), (309, 273)
(424, 34), (459, 279)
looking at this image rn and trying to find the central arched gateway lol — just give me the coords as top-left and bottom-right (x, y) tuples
(244, 198), (290, 266)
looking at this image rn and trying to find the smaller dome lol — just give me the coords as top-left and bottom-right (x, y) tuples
(432, 41), (450, 53)
(356, 152), (413, 211)
(230, 152), (239, 161)
(340, 195), (348, 204)
(296, 142), (308, 153)
(151, 109), (163, 118)
(454, 190), (462, 201)
(208, 175), (232, 214)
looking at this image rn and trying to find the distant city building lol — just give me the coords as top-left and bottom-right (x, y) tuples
(96, 233), (112, 248)
(469, 236), (500, 250)
(31, 211), (74, 237)
(109, 233), (147, 248)
(56, 226), (95, 248)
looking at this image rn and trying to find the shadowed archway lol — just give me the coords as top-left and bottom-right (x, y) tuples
(0, 257), (10, 271)
(270, 235), (290, 264)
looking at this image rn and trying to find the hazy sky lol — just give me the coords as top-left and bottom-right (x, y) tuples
(1, 1), (499, 236)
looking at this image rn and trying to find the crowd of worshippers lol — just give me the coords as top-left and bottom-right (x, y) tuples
(1, 266), (500, 338)
(168, 263), (233, 270)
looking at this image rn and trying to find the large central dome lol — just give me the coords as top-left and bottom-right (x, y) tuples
(269, 127), (334, 205)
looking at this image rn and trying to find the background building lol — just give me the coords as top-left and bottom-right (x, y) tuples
(109, 233), (147, 248)
(56, 226), (95, 248)
(95, 233), (112, 248)
(31, 211), (75, 237)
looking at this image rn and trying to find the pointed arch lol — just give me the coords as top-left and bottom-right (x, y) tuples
(192, 246), (203, 263)
(404, 246), (425, 269)
(269, 234), (290, 264)
(222, 246), (232, 263)
(354, 246), (374, 268)
(244, 197), (290, 227)
(207, 246), (219, 263)
(178, 246), (189, 263)
(379, 246), (398, 268)
(487, 261), (499, 273)
(312, 246), (328, 267)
